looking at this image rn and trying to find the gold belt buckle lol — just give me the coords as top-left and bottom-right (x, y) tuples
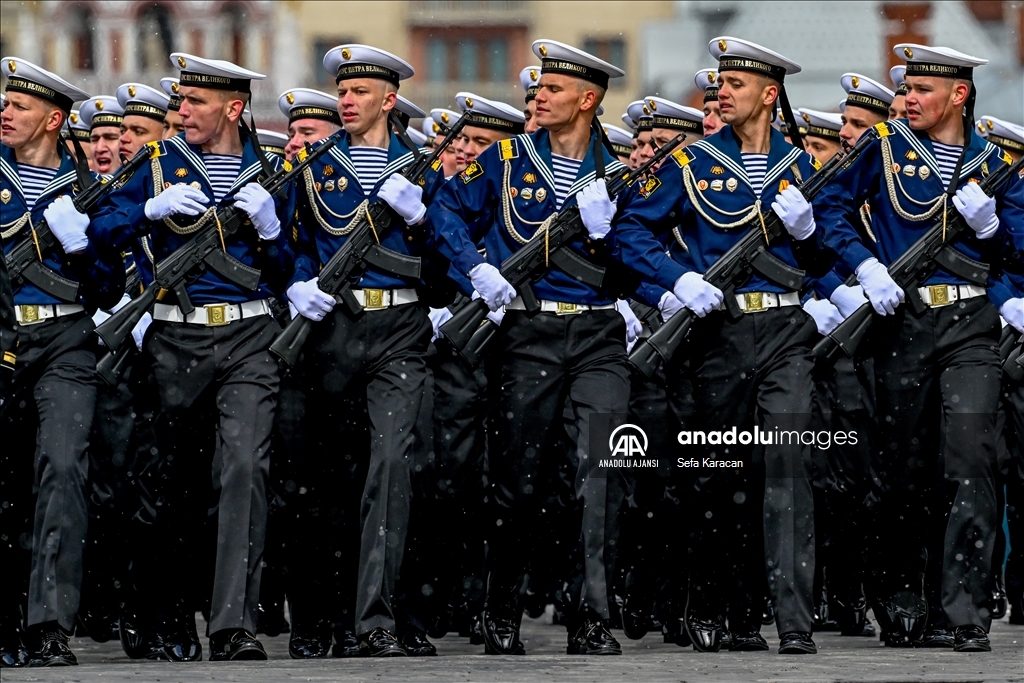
(556, 302), (579, 315)
(363, 289), (386, 310)
(204, 303), (229, 326)
(743, 292), (767, 313)
(927, 285), (951, 307)
(19, 304), (40, 324)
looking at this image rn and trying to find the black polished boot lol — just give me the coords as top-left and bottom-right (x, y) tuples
(567, 615), (621, 655)
(778, 631), (817, 654)
(729, 630), (769, 651)
(989, 575), (1007, 621)
(162, 611), (202, 662)
(662, 617), (692, 647)
(332, 628), (360, 658)
(29, 622), (77, 667)
(881, 591), (928, 647)
(209, 629), (267, 661)
(482, 573), (525, 655)
(0, 622), (30, 668)
(289, 623), (331, 659)
(358, 627), (406, 657)
(400, 628), (437, 656)
(684, 607), (724, 653)
(952, 625), (991, 652)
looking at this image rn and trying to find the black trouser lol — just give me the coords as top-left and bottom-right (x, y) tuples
(138, 315), (281, 636)
(869, 297), (1001, 630)
(304, 303), (431, 636)
(0, 312), (96, 633)
(487, 309), (630, 623)
(998, 373), (1024, 617)
(678, 306), (817, 636)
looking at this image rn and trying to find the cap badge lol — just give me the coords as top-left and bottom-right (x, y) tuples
(286, 93), (295, 105)
(538, 45), (548, 57)
(642, 105), (650, 115)
(323, 165), (334, 177)
(648, 100), (657, 111)
(96, 100), (104, 111)
(697, 179), (709, 191)
(431, 122), (439, 133)
(341, 48), (352, 60)
(70, 113), (79, 124)
(465, 97), (474, 108)
(174, 168), (188, 178)
(529, 69), (538, 82)
(177, 56), (187, 68)
(128, 85), (136, 97)
(338, 177), (348, 192)
(0, 189), (10, 204)
(726, 177), (738, 192)
(986, 119), (994, 130)
(851, 76), (860, 89)
(977, 123), (986, 134)
(801, 112), (810, 123)
(707, 71), (716, 83)
(918, 165), (930, 180)
(905, 150), (918, 160)
(7, 60), (15, 73)
(718, 39), (727, 52)
(324, 180), (335, 192)
(521, 187), (533, 200)
(523, 173), (536, 184)
(171, 82), (180, 94)
(441, 112), (450, 124)
(535, 188), (547, 202)
(903, 47), (913, 59)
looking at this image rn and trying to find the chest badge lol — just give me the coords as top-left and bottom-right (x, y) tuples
(324, 180), (335, 191)
(190, 181), (201, 190)
(535, 188), (547, 202)
(981, 162), (989, 177)
(509, 187), (518, 198)
(778, 179), (790, 193)
(710, 165), (724, 175)
(323, 165), (335, 177)
(638, 176), (661, 199)
(891, 163), (901, 174)
(726, 178), (738, 192)
(902, 164), (916, 177)
(918, 166), (930, 180)
(697, 179), (709, 191)
(710, 179), (723, 191)
(315, 182), (323, 192)
(905, 150), (918, 161)
(521, 187), (533, 200)
(0, 189), (10, 204)
(522, 172), (536, 184)
(338, 177), (348, 192)
(174, 168), (188, 178)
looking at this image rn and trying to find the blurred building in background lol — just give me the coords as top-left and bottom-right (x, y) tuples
(1, 1), (1021, 129)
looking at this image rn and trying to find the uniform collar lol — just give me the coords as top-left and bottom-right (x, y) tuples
(1, 142), (82, 206)
(520, 127), (625, 206)
(891, 118), (998, 188)
(691, 125), (805, 200)
(330, 130), (419, 195)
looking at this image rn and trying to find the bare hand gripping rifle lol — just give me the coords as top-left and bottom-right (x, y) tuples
(268, 111), (472, 368)
(95, 132), (343, 354)
(628, 121), (890, 380)
(813, 155), (1023, 366)
(437, 132), (687, 368)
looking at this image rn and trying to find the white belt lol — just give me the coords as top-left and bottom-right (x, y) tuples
(15, 304), (84, 325)
(152, 299), (271, 326)
(340, 288), (419, 310)
(729, 291), (801, 313)
(506, 296), (616, 315)
(916, 284), (985, 308)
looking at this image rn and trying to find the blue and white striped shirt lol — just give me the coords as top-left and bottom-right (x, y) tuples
(19, 164), (58, 210)
(202, 153), (241, 202)
(741, 153), (768, 196)
(349, 147), (390, 197)
(931, 141), (963, 186)
(551, 154), (582, 210)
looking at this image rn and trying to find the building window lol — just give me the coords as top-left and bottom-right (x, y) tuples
(220, 3), (247, 66)
(427, 37), (446, 82)
(457, 40), (478, 81)
(137, 4), (175, 72)
(583, 37), (625, 85)
(417, 33), (514, 82)
(69, 5), (95, 71)
(313, 37), (357, 87)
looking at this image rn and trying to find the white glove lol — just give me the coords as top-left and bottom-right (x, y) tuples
(145, 184), (209, 221)
(615, 300), (643, 347)
(379, 174), (427, 225)
(469, 263), (516, 311)
(673, 271), (724, 318)
(829, 284), (869, 319)
(429, 307), (453, 342)
(234, 183), (281, 240)
(855, 258), (904, 316)
(131, 312), (152, 351)
(287, 278), (336, 321)
(486, 307), (505, 326)
(771, 186), (816, 241)
(44, 196), (90, 253)
(577, 178), (615, 240)
(1001, 298), (1024, 334)
(803, 298), (843, 336)
(952, 182), (999, 239)
(658, 291), (684, 322)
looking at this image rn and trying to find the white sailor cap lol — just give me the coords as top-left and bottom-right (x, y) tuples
(79, 96), (124, 131)
(324, 44), (414, 86)
(798, 108), (842, 140)
(0, 93), (5, 111)
(256, 129), (289, 157)
(430, 108), (461, 136)
(278, 88), (341, 126)
(421, 117), (438, 140)
(602, 124), (633, 157)
(625, 100), (653, 133)
(619, 113), (635, 131)
(894, 44), (988, 80)
(407, 127), (429, 148)
(889, 66), (907, 96)
(116, 83), (170, 122)
(2, 56), (88, 113)
(532, 39), (624, 89)
(160, 77), (181, 111)
(395, 95), (426, 124)
(708, 37), (801, 82)
(520, 65), (542, 102)
(646, 96), (703, 136)
(456, 92), (525, 134)
(840, 73), (894, 118)
(171, 53), (265, 92)
(977, 115), (1024, 154)
(62, 109), (91, 142)
(694, 68), (720, 103)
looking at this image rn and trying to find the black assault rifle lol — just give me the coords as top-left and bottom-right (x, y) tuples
(437, 133), (687, 367)
(1000, 324), (1024, 382)
(5, 142), (160, 302)
(628, 121), (890, 380)
(95, 132), (343, 353)
(268, 112), (472, 367)
(813, 155), (1024, 365)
